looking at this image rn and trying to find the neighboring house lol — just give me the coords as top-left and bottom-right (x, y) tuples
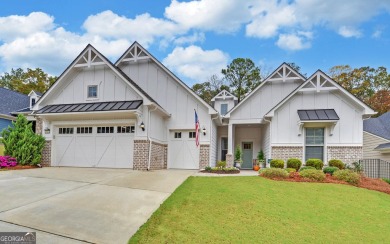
(0, 88), (32, 133)
(363, 112), (390, 162)
(32, 42), (376, 169)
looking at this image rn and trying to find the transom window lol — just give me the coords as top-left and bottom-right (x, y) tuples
(174, 132), (182, 138)
(87, 85), (98, 98)
(59, 127), (74, 134)
(243, 143), (252, 150)
(189, 132), (196, 138)
(220, 104), (228, 115)
(117, 126), (135, 133)
(97, 126), (114, 134)
(77, 127), (93, 134)
(305, 128), (324, 161)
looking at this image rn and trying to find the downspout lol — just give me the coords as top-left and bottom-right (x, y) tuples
(264, 117), (272, 167)
(147, 104), (158, 171)
(210, 114), (219, 167)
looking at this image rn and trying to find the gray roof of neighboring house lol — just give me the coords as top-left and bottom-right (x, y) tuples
(363, 111), (390, 140)
(374, 142), (390, 150)
(0, 88), (30, 117)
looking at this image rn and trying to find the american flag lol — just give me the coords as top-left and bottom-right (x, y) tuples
(195, 110), (200, 147)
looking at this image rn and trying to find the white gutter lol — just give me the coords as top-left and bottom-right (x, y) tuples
(147, 104), (158, 171)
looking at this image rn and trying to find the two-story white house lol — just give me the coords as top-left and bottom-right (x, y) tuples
(33, 42), (376, 169)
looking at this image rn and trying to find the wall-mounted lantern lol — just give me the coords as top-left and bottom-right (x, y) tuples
(44, 127), (50, 134)
(202, 127), (206, 135)
(140, 122), (145, 131)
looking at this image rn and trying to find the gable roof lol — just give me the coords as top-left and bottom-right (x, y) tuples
(225, 62), (306, 117)
(0, 88), (29, 117)
(28, 90), (42, 97)
(115, 41), (217, 114)
(35, 44), (168, 115)
(265, 70), (376, 117)
(211, 90), (238, 102)
(364, 111), (390, 140)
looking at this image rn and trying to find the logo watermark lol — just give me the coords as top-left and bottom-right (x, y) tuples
(0, 232), (36, 244)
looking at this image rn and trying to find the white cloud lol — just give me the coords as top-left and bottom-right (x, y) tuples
(338, 26), (362, 38)
(165, 0), (253, 33)
(372, 29), (383, 38)
(173, 32), (205, 45)
(0, 12), (54, 42)
(276, 32), (312, 51)
(163, 45), (229, 84)
(83, 10), (184, 47)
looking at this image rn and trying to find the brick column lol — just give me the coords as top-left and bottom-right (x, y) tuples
(133, 140), (167, 170)
(35, 118), (42, 135)
(226, 154), (233, 167)
(199, 144), (210, 169)
(41, 141), (51, 167)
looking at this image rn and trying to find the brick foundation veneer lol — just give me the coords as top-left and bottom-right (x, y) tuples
(41, 141), (51, 167)
(271, 146), (303, 163)
(327, 146), (362, 164)
(199, 144), (210, 169)
(133, 140), (167, 170)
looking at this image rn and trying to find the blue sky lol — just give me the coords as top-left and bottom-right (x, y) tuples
(0, 0), (389, 86)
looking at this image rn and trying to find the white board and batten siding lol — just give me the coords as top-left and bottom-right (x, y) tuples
(119, 61), (212, 144)
(40, 66), (142, 108)
(229, 81), (301, 121)
(271, 90), (364, 145)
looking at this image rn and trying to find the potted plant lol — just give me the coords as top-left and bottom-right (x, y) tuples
(253, 160), (260, 171)
(234, 145), (243, 169)
(257, 150), (265, 168)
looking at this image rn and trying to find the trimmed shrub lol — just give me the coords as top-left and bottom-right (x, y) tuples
(285, 168), (296, 173)
(328, 159), (345, 170)
(323, 166), (339, 175)
(300, 169), (325, 181)
(305, 159), (324, 170)
(204, 166), (212, 171)
(382, 178), (390, 184)
(299, 166), (316, 172)
(1, 115), (46, 166)
(287, 158), (302, 171)
(270, 159), (284, 169)
(333, 170), (361, 185)
(259, 168), (288, 178)
(216, 161), (226, 168)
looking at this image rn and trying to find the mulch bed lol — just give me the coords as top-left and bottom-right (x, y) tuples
(200, 170), (240, 174)
(262, 172), (390, 195)
(0, 165), (39, 171)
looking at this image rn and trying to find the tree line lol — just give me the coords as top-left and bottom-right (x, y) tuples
(0, 62), (389, 116)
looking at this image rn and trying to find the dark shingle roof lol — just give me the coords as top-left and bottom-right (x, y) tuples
(363, 112), (390, 140)
(374, 142), (390, 150)
(0, 88), (30, 116)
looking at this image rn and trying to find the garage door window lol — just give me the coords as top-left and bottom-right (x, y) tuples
(189, 132), (196, 138)
(174, 132), (181, 138)
(77, 127), (93, 134)
(59, 128), (74, 134)
(97, 126), (114, 134)
(117, 126), (135, 133)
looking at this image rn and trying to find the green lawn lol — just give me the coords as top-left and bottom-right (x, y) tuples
(130, 176), (390, 243)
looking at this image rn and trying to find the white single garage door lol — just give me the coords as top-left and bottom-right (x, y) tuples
(168, 130), (199, 169)
(55, 125), (134, 168)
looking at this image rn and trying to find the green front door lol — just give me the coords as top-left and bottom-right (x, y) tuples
(242, 142), (253, 169)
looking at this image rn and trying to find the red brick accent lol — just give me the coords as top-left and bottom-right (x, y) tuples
(199, 144), (210, 169)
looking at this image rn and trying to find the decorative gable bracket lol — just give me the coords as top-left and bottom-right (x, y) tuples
(300, 73), (338, 93)
(74, 48), (105, 68)
(121, 44), (150, 63)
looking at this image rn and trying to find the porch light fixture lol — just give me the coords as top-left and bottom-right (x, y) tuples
(140, 122), (145, 131)
(202, 127), (206, 135)
(44, 127), (50, 134)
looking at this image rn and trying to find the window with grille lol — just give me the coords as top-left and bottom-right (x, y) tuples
(305, 128), (324, 161)
(117, 126), (135, 133)
(189, 132), (196, 138)
(77, 127), (93, 134)
(59, 127), (74, 134)
(174, 132), (181, 138)
(97, 126), (114, 134)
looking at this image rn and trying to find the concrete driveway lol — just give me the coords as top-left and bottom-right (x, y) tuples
(0, 167), (195, 243)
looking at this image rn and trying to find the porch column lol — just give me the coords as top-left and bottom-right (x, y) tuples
(226, 123), (234, 167)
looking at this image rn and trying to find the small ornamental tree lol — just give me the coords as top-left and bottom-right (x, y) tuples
(1, 114), (45, 165)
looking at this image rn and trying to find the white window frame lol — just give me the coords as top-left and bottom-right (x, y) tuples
(87, 85), (98, 99)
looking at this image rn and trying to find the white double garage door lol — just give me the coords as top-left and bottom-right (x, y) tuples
(54, 124), (134, 168)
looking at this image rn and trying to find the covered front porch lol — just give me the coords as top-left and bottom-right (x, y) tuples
(217, 122), (270, 169)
